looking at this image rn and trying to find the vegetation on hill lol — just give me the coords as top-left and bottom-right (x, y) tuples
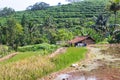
(26, 2), (50, 11)
(0, 45), (9, 57)
(0, 0), (120, 51)
(0, 7), (15, 17)
(0, 0), (119, 79)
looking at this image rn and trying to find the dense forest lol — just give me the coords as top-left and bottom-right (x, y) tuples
(0, 0), (120, 51)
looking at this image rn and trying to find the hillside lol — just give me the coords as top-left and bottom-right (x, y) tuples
(0, 0), (120, 80)
(13, 0), (110, 27)
(1, 0), (110, 26)
(0, 0), (120, 50)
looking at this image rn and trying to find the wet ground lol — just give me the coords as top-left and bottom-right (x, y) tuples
(40, 44), (120, 80)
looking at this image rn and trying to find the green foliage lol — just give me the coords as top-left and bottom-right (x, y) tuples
(108, 0), (120, 27)
(112, 31), (120, 43)
(92, 14), (110, 38)
(0, 43), (58, 64)
(0, 7), (15, 17)
(97, 38), (109, 44)
(0, 45), (9, 57)
(18, 43), (58, 54)
(0, 52), (39, 64)
(0, 0), (120, 50)
(56, 28), (73, 41)
(6, 17), (23, 51)
(26, 2), (50, 11)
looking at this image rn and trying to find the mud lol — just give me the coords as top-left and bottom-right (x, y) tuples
(40, 44), (120, 80)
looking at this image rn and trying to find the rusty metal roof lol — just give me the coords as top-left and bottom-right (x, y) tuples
(69, 36), (90, 44)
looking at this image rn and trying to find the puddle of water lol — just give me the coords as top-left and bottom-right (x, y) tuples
(54, 74), (71, 80)
(76, 76), (97, 80)
(54, 74), (97, 80)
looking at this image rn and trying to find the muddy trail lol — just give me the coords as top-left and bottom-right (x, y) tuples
(0, 52), (18, 62)
(40, 44), (120, 80)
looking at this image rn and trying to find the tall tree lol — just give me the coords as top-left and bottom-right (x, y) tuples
(6, 18), (23, 51)
(0, 23), (3, 44)
(92, 14), (109, 35)
(41, 16), (56, 34)
(26, 2), (50, 11)
(21, 15), (42, 45)
(109, 0), (120, 27)
(56, 28), (73, 41)
(0, 7), (15, 17)
(21, 14), (28, 28)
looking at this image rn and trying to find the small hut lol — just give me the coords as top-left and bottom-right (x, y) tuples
(69, 36), (95, 47)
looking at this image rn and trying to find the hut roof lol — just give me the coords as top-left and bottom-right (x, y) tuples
(69, 36), (94, 44)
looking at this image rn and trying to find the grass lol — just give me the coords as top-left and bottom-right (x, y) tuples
(0, 51), (40, 64)
(18, 43), (59, 54)
(52, 47), (87, 70)
(0, 56), (54, 80)
(0, 43), (59, 64)
(0, 47), (87, 80)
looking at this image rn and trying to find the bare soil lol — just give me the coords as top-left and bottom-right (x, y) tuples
(0, 52), (18, 62)
(40, 44), (120, 80)
(49, 47), (67, 58)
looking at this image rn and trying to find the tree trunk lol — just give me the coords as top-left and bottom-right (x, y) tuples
(114, 11), (117, 27)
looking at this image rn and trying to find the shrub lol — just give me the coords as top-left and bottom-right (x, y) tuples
(18, 43), (58, 54)
(0, 45), (9, 57)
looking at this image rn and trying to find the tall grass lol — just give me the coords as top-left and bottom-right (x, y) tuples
(0, 51), (40, 64)
(52, 47), (87, 70)
(0, 43), (58, 64)
(0, 56), (55, 80)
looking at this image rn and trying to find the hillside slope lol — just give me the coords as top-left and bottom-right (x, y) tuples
(0, 0), (120, 47)
(0, 0), (110, 27)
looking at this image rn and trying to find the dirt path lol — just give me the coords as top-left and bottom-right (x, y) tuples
(39, 46), (94, 80)
(40, 45), (120, 80)
(0, 47), (67, 62)
(49, 47), (67, 58)
(0, 52), (18, 62)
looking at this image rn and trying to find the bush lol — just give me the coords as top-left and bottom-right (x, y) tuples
(0, 45), (9, 57)
(18, 43), (58, 54)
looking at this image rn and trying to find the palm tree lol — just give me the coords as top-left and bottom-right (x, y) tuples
(109, 0), (120, 27)
(92, 14), (109, 35)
